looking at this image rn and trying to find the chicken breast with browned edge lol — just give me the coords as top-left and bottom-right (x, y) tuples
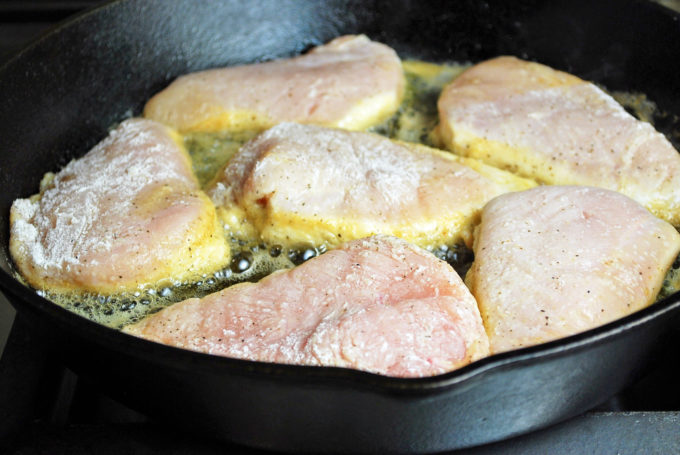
(467, 186), (680, 354)
(437, 56), (680, 225)
(144, 35), (405, 133)
(209, 122), (534, 250)
(10, 118), (229, 294)
(124, 235), (489, 378)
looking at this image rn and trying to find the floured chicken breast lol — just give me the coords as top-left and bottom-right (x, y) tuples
(144, 35), (405, 133)
(437, 56), (680, 225)
(467, 186), (680, 354)
(10, 118), (229, 294)
(209, 122), (534, 250)
(124, 236), (489, 377)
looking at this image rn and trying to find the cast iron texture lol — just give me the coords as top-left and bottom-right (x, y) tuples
(0, 0), (679, 452)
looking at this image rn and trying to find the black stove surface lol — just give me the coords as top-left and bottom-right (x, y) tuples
(1, 1), (680, 453)
(2, 311), (679, 454)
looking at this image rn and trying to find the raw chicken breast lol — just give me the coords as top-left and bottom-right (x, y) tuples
(10, 118), (229, 294)
(144, 35), (405, 133)
(123, 236), (489, 377)
(467, 186), (680, 354)
(437, 56), (680, 225)
(209, 122), (534, 250)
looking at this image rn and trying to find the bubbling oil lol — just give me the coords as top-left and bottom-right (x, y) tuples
(34, 60), (474, 329)
(27, 59), (680, 329)
(46, 238), (297, 328)
(45, 237), (476, 329)
(183, 129), (260, 187)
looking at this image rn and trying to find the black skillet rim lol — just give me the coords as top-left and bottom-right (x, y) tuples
(1, 0), (680, 396)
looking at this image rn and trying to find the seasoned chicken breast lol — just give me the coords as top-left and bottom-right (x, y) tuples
(209, 122), (535, 250)
(467, 186), (680, 354)
(10, 118), (229, 294)
(144, 35), (405, 133)
(124, 236), (489, 377)
(437, 56), (680, 225)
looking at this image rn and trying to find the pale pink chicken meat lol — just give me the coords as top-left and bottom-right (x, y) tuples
(437, 56), (680, 225)
(467, 186), (680, 354)
(144, 35), (405, 133)
(209, 122), (534, 250)
(9, 118), (229, 294)
(124, 236), (490, 377)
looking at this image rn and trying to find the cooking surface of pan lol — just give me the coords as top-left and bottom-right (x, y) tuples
(0, 0), (679, 452)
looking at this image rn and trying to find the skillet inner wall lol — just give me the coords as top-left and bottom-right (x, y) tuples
(0, 0), (679, 276)
(0, 0), (679, 451)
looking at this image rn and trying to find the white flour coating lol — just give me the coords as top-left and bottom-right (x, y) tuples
(439, 56), (680, 224)
(209, 122), (534, 249)
(144, 34), (405, 132)
(212, 122), (424, 217)
(468, 186), (680, 353)
(14, 120), (190, 270)
(124, 235), (490, 377)
(451, 83), (672, 191)
(9, 118), (214, 291)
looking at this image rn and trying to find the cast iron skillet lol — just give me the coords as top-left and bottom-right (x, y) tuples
(1, 0), (680, 452)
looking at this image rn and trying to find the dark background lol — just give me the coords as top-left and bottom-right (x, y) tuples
(1, 1), (680, 453)
(0, 0), (106, 362)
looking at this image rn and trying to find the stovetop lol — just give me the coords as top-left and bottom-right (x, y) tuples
(2, 310), (680, 455)
(1, 1), (680, 453)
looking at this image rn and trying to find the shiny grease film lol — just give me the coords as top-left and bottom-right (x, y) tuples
(29, 60), (680, 328)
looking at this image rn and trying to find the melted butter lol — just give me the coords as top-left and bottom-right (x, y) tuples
(371, 60), (469, 145)
(610, 91), (658, 124)
(27, 59), (680, 328)
(659, 254), (680, 301)
(184, 129), (260, 187)
(40, 60), (477, 328)
(184, 60), (471, 187)
(45, 239), (299, 328)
